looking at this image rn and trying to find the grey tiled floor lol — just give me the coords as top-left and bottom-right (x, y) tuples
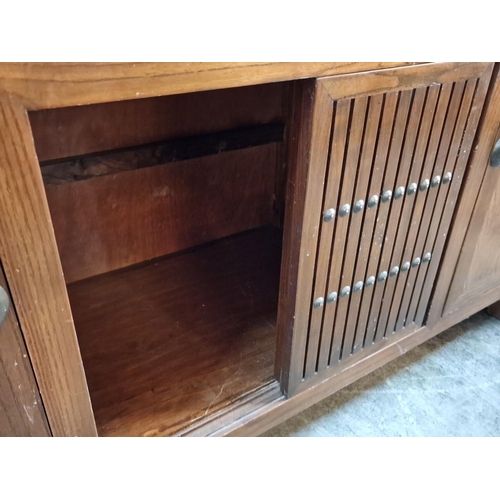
(264, 311), (500, 437)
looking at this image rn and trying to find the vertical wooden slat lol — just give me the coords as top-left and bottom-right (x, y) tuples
(283, 81), (333, 394)
(338, 95), (384, 361)
(415, 71), (492, 325)
(324, 97), (369, 366)
(303, 100), (350, 378)
(397, 83), (454, 326)
(382, 85), (441, 337)
(352, 92), (399, 353)
(286, 63), (493, 396)
(363, 90), (413, 346)
(372, 88), (427, 343)
(0, 98), (97, 436)
(318, 98), (368, 369)
(413, 80), (478, 324)
(405, 82), (464, 325)
(407, 80), (474, 326)
(431, 64), (499, 323)
(404, 80), (467, 325)
(275, 80), (315, 388)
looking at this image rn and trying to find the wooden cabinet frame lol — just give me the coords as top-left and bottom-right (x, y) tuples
(0, 62), (497, 436)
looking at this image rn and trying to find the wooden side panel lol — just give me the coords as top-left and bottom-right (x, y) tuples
(442, 127), (500, 315)
(45, 144), (278, 283)
(284, 63), (493, 396)
(0, 98), (97, 436)
(0, 265), (50, 436)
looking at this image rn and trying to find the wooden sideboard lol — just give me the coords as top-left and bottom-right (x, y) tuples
(0, 62), (499, 437)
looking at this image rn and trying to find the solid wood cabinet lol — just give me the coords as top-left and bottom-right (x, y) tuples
(0, 62), (498, 436)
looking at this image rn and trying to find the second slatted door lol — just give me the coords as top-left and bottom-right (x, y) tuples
(288, 62), (493, 395)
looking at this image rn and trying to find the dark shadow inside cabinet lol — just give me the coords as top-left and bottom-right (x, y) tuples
(29, 82), (291, 436)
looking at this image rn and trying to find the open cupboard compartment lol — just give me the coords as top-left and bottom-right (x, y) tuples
(29, 82), (292, 436)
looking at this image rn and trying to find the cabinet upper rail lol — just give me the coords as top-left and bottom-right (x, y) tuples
(0, 62), (420, 110)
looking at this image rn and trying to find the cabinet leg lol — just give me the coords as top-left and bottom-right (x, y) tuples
(486, 300), (500, 319)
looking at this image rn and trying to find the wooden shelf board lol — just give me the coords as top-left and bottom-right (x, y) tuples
(68, 226), (282, 436)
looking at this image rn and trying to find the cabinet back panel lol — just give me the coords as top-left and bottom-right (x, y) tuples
(29, 83), (285, 162)
(46, 144), (278, 283)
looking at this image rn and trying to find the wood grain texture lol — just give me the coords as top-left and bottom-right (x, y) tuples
(197, 265), (500, 437)
(285, 63), (493, 398)
(376, 87), (428, 339)
(213, 304), (474, 436)
(319, 97), (364, 369)
(414, 76), (489, 325)
(46, 144), (278, 283)
(0, 61), (495, 438)
(40, 123), (284, 184)
(431, 65), (500, 321)
(336, 96), (383, 363)
(274, 79), (315, 389)
(0, 265), (50, 436)
(29, 83), (285, 162)
(320, 62), (491, 100)
(180, 381), (282, 437)
(411, 81), (472, 324)
(183, 273), (500, 437)
(340, 94), (385, 357)
(284, 82), (334, 395)
(404, 82), (463, 324)
(0, 98), (97, 436)
(0, 62), (416, 110)
(69, 227), (281, 437)
(443, 155), (500, 312)
(363, 90), (413, 346)
(352, 91), (399, 353)
(325, 97), (371, 366)
(372, 87), (427, 342)
(272, 82), (293, 227)
(385, 86), (441, 335)
(396, 83), (453, 328)
(314, 99), (351, 371)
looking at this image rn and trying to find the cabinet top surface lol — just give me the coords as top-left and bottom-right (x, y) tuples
(0, 62), (418, 110)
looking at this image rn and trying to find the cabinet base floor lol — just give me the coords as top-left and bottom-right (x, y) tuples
(68, 226), (282, 436)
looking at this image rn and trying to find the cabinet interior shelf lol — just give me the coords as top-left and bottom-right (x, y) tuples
(68, 226), (282, 436)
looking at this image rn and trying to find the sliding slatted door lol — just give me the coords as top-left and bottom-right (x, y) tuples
(281, 63), (493, 396)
